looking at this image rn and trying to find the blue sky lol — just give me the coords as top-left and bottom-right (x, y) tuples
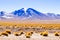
(0, 0), (60, 14)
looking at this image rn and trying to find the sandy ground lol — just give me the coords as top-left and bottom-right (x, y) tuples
(0, 33), (60, 40)
(0, 26), (60, 40)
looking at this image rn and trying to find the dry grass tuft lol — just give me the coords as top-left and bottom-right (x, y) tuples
(19, 30), (24, 35)
(54, 32), (59, 36)
(40, 31), (48, 36)
(5, 29), (11, 34)
(1, 32), (8, 36)
(13, 32), (20, 36)
(25, 32), (32, 38)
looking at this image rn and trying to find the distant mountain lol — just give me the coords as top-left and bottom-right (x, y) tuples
(0, 11), (6, 19)
(25, 8), (48, 20)
(26, 8), (46, 16)
(11, 8), (48, 20)
(0, 11), (4, 16)
(13, 8), (25, 16)
(12, 8), (28, 19)
(47, 13), (60, 19)
(0, 8), (60, 20)
(46, 13), (56, 19)
(55, 14), (60, 19)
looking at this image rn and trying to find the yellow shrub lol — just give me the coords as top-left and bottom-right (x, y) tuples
(25, 32), (32, 36)
(43, 31), (48, 36)
(30, 31), (33, 34)
(26, 34), (31, 38)
(13, 32), (20, 36)
(1, 32), (8, 36)
(5, 29), (11, 34)
(54, 32), (59, 36)
(19, 30), (24, 35)
(40, 32), (44, 35)
(40, 31), (48, 36)
(25, 32), (31, 38)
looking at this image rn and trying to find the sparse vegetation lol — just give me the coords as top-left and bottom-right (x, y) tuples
(40, 31), (48, 36)
(1, 32), (8, 36)
(30, 31), (33, 34)
(54, 32), (59, 36)
(25, 32), (32, 36)
(19, 30), (24, 35)
(26, 34), (31, 38)
(0, 21), (60, 29)
(13, 32), (20, 36)
(5, 29), (11, 34)
(25, 32), (33, 38)
(40, 32), (43, 35)
(13, 30), (24, 36)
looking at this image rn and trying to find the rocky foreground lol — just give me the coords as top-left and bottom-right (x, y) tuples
(0, 33), (60, 40)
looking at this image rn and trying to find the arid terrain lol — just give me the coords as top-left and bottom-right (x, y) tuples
(0, 33), (60, 40)
(0, 26), (60, 40)
(0, 20), (60, 40)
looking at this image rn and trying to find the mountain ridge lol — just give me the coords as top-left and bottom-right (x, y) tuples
(0, 8), (60, 20)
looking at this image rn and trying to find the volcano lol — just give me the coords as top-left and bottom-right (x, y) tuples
(0, 8), (60, 20)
